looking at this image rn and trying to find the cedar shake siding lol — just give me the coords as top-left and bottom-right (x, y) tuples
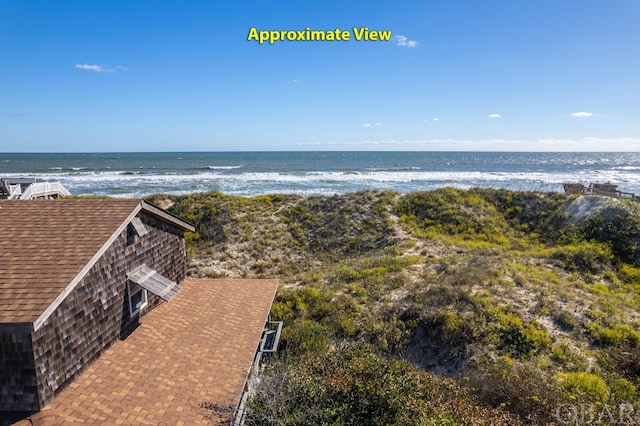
(0, 200), (194, 414)
(30, 212), (188, 408)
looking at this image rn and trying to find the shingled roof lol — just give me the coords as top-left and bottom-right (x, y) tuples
(26, 278), (279, 425)
(0, 199), (194, 328)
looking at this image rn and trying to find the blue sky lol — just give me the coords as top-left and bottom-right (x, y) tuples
(1, 0), (639, 152)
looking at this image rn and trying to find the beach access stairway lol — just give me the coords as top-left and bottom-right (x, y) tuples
(0, 178), (71, 200)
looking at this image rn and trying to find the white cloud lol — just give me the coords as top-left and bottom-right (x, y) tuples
(293, 79), (301, 83)
(488, 113), (502, 119)
(396, 35), (418, 48)
(570, 112), (593, 117)
(375, 122), (383, 126)
(433, 118), (440, 121)
(75, 64), (109, 72)
(362, 123), (371, 127)
(74, 64), (126, 73)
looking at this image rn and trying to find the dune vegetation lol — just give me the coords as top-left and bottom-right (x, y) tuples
(146, 188), (640, 425)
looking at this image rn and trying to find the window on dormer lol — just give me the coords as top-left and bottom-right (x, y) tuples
(127, 281), (148, 318)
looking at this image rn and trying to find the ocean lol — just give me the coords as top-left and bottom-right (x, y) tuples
(2, 151), (640, 198)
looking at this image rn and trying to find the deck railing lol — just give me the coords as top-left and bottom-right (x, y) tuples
(18, 182), (71, 199)
(8, 184), (22, 199)
(563, 182), (640, 202)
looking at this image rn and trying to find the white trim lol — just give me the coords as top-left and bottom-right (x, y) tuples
(32, 203), (143, 331)
(127, 281), (148, 318)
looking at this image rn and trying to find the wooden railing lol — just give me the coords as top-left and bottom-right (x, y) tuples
(563, 182), (640, 202)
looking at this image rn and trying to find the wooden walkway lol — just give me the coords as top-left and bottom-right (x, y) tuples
(563, 182), (640, 202)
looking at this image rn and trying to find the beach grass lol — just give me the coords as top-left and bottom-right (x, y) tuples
(146, 187), (640, 424)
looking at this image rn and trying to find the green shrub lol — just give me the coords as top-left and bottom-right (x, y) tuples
(476, 189), (569, 241)
(282, 320), (330, 354)
(499, 326), (537, 359)
(602, 346), (640, 383)
(576, 202), (640, 266)
(620, 263), (640, 283)
(424, 310), (478, 347)
(548, 241), (613, 274)
(611, 377), (638, 402)
(360, 314), (413, 354)
(550, 343), (588, 371)
(281, 191), (397, 258)
(247, 344), (523, 425)
(588, 323), (640, 348)
(462, 358), (566, 424)
(395, 188), (511, 244)
(552, 310), (577, 331)
(558, 372), (610, 403)
(330, 264), (363, 284)
(270, 286), (335, 325)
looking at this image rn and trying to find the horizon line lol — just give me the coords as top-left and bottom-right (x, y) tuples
(2, 149), (640, 154)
